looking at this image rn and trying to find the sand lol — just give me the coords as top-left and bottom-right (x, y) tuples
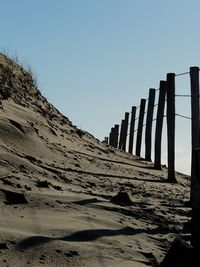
(0, 54), (191, 266)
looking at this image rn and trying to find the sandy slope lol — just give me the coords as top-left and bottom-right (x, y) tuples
(0, 54), (191, 266)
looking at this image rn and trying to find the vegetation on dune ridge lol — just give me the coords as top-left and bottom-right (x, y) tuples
(0, 53), (73, 126)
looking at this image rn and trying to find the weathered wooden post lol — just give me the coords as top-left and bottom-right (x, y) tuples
(191, 148), (200, 248)
(106, 137), (109, 144)
(118, 120), (125, 149)
(104, 137), (108, 144)
(136, 99), (146, 157)
(110, 127), (115, 147)
(154, 81), (167, 169)
(166, 73), (177, 183)
(109, 131), (112, 146)
(190, 66), (200, 202)
(145, 89), (156, 161)
(113, 124), (119, 148)
(122, 112), (130, 152)
(128, 106), (136, 154)
(190, 67), (200, 249)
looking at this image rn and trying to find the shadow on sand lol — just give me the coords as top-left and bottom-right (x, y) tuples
(17, 225), (170, 250)
(72, 198), (103, 206)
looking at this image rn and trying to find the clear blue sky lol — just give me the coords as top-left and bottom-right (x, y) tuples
(0, 0), (200, 174)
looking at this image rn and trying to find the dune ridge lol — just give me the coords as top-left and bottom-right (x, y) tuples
(0, 54), (190, 266)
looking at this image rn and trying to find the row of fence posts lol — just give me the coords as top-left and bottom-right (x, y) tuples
(104, 73), (177, 182)
(104, 66), (200, 249)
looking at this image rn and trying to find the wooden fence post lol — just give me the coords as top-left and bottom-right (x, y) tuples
(191, 148), (200, 248)
(166, 73), (177, 183)
(106, 137), (109, 144)
(118, 120), (125, 149)
(104, 137), (108, 144)
(190, 66), (200, 201)
(128, 106), (136, 154)
(136, 99), (146, 157)
(190, 67), (200, 214)
(154, 81), (167, 169)
(109, 131), (112, 146)
(122, 112), (130, 152)
(145, 89), (156, 161)
(114, 124), (119, 148)
(110, 127), (115, 147)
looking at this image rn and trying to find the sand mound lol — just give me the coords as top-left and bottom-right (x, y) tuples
(0, 54), (191, 266)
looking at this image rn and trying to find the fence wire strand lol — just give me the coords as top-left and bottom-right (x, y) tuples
(175, 113), (191, 120)
(113, 112), (190, 139)
(175, 71), (190, 77)
(175, 94), (191, 97)
(107, 69), (197, 140)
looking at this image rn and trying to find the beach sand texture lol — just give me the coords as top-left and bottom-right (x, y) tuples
(0, 54), (190, 266)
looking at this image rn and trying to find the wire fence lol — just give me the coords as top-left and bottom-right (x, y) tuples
(105, 67), (200, 181)
(105, 67), (200, 247)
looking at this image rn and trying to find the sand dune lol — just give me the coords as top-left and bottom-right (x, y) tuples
(0, 54), (191, 266)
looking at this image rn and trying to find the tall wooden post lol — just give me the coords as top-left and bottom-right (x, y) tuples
(114, 124), (119, 148)
(190, 67), (200, 202)
(145, 89), (156, 161)
(191, 149), (200, 248)
(154, 81), (167, 169)
(136, 99), (146, 157)
(111, 127), (115, 147)
(109, 131), (112, 146)
(128, 106), (136, 154)
(104, 137), (108, 144)
(190, 67), (200, 248)
(110, 127), (115, 147)
(166, 73), (177, 183)
(122, 112), (129, 152)
(118, 120), (125, 149)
